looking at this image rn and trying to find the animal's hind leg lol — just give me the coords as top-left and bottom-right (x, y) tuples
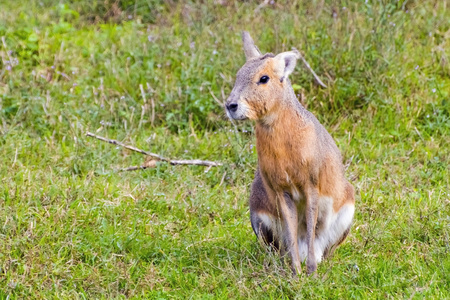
(249, 168), (280, 251)
(320, 182), (355, 261)
(318, 204), (355, 261)
(250, 211), (280, 251)
(322, 220), (352, 260)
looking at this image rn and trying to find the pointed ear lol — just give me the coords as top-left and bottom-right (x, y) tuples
(273, 49), (300, 82)
(242, 31), (261, 61)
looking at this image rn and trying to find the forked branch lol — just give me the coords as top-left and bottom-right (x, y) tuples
(86, 132), (222, 168)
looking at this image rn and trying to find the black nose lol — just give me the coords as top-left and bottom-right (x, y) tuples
(227, 103), (238, 112)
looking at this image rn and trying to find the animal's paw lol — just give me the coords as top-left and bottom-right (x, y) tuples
(306, 259), (317, 275)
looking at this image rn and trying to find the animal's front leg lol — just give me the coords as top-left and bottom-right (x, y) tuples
(305, 186), (319, 275)
(277, 192), (302, 275)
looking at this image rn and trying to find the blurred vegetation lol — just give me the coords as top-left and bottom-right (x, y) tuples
(0, 0), (449, 298)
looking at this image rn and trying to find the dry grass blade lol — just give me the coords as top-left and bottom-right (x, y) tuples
(293, 47), (327, 88)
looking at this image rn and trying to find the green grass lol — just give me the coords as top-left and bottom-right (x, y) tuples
(0, 0), (449, 298)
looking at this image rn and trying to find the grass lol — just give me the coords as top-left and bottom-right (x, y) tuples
(0, 0), (449, 298)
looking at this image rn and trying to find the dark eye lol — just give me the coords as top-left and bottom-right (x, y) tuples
(259, 75), (269, 84)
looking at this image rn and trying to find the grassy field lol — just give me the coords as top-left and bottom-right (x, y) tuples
(0, 0), (449, 298)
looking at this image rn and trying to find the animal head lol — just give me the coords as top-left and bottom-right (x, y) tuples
(225, 31), (300, 121)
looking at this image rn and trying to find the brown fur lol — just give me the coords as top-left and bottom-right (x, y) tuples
(226, 32), (355, 276)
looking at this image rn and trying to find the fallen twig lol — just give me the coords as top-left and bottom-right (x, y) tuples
(120, 165), (152, 172)
(86, 132), (222, 167)
(119, 159), (158, 172)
